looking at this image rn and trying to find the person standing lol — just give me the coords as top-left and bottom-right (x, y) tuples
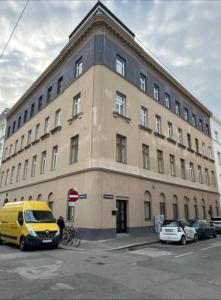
(57, 216), (65, 241)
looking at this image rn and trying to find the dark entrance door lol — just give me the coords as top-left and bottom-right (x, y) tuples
(116, 200), (127, 233)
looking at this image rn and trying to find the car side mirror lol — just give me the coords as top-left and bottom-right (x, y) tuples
(18, 218), (24, 226)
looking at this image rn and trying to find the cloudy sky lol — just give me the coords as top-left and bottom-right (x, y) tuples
(0, 0), (221, 119)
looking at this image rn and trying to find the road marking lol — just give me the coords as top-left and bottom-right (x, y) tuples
(130, 249), (173, 257)
(200, 245), (218, 251)
(175, 252), (193, 258)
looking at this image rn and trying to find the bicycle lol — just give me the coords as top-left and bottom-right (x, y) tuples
(62, 227), (81, 247)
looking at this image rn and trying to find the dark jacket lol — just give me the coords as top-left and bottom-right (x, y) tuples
(57, 218), (65, 230)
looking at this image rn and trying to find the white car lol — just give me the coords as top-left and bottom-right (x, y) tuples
(160, 219), (198, 245)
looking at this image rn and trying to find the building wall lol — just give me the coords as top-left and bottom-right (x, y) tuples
(0, 108), (9, 166)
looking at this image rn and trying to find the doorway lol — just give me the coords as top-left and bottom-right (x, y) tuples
(116, 200), (127, 233)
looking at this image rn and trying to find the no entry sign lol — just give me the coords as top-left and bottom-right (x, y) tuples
(68, 190), (79, 206)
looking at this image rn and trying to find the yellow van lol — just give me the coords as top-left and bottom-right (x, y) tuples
(0, 201), (60, 251)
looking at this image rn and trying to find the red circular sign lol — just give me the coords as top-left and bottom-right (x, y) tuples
(68, 190), (79, 202)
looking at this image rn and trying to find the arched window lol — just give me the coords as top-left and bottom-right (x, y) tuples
(48, 193), (54, 211)
(37, 194), (42, 201)
(3, 199), (8, 206)
(193, 198), (198, 219)
(209, 205), (213, 219)
(144, 191), (151, 220)
(172, 195), (178, 219)
(28, 196), (32, 201)
(184, 197), (189, 219)
(201, 199), (206, 219)
(159, 193), (166, 218)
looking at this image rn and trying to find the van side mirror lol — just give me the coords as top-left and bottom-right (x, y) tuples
(18, 218), (24, 226)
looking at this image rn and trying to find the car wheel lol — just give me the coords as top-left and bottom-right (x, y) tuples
(20, 237), (27, 251)
(52, 244), (59, 249)
(0, 238), (2, 245)
(193, 234), (198, 242)
(180, 235), (186, 245)
(160, 240), (166, 244)
(213, 232), (217, 238)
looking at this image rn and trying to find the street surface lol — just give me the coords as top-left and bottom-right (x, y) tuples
(1, 236), (221, 299)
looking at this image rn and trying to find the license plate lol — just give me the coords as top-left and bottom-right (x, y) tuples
(42, 239), (52, 243)
(165, 229), (173, 232)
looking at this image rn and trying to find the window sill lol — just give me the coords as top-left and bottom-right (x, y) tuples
(113, 111), (131, 123)
(2, 159), (6, 163)
(24, 144), (31, 150)
(40, 133), (50, 140)
(187, 147), (195, 153)
(139, 124), (152, 133)
(177, 143), (186, 149)
(18, 149), (24, 154)
(154, 131), (165, 139)
(12, 153), (17, 157)
(50, 126), (62, 135)
(203, 155), (209, 160)
(68, 112), (83, 125)
(195, 151), (202, 157)
(116, 160), (127, 164)
(167, 137), (177, 145)
(6, 157), (11, 161)
(209, 158), (215, 163)
(32, 139), (40, 145)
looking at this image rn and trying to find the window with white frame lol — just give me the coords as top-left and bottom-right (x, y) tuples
(184, 108), (189, 121)
(116, 92), (126, 116)
(195, 138), (199, 153)
(16, 163), (21, 182)
(31, 155), (37, 177)
(44, 117), (49, 134)
(217, 152), (221, 165)
(73, 94), (81, 116)
(116, 134), (127, 163)
(23, 160), (28, 179)
(211, 171), (216, 187)
(10, 166), (15, 184)
(178, 128), (183, 144)
(215, 131), (219, 141)
(75, 58), (83, 78)
(57, 76), (63, 95)
(175, 101), (180, 116)
(0, 171), (4, 187)
(27, 130), (32, 145)
(198, 165), (203, 183)
(202, 142), (206, 156)
(14, 139), (18, 153)
(190, 162), (195, 181)
(155, 115), (161, 134)
(35, 124), (40, 140)
(116, 55), (125, 76)
(181, 159), (186, 179)
(5, 169), (9, 186)
(168, 122), (173, 139)
(170, 155), (176, 176)
(208, 146), (212, 158)
(20, 135), (24, 150)
(157, 150), (164, 173)
(165, 93), (170, 109)
(142, 144), (149, 169)
(140, 73), (146, 91)
(140, 106), (148, 127)
(40, 151), (47, 174)
(199, 119), (203, 131)
(55, 109), (61, 127)
(70, 135), (79, 164)
(153, 84), (159, 101)
(192, 114), (196, 127)
(9, 144), (12, 156)
(51, 145), (58, 170)
(205, 168), (209, 185)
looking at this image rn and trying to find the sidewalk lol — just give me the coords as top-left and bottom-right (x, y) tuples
(60, 232), (160, 251)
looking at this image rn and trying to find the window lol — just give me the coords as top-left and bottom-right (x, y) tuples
(187, 133), (192, 149)
(175, 101), (180, 116)
(190, 162), (195, 181)
(16, 163), (21, 182)
(195, 138), (199, 153)
(38, 95), (43, 111)
(47, 86), (52, 103)
(205, 124), (209, 135)
(116, 92), (126, 116)
(23, 159), (28, 179)
(44, 117), (49, 134)
(9, 144), (12, 156)
(184, 108), (189, 122)
(157, 150), (164, 173)
(7, 126), (11, 137)
(70, 135), (79, 164)
(170, 155), (176, 176)
(40, 151), (47, 174)
(165, 93), (170, 109)
(194, 204), (198, 219)
(202, 200), (206, 218)
(202, 142), (206, 156)
(12, 121), (16, 134)
(144, 201), (151, 219)
(140, 73), (146, 91)
(116, 134), (127, 163)
(155, 115), (161, 134)
(73, 94), (81, 116)
(55, 109), (61, 127)
(4, 147), (8, 159)
(140, 106), (148, 127)
(192, 114), (196, 127)
(20, 135), (24, 149)
(160, 202), (166, 217)
(211, 171), (216, 187)
(5, 169), (9, 186)
(168, 122), (173, 139)
(142, 144), (149, 169)
(181, 159), (186, 179)
(116, 55), (125, 76)
(30, 103), (35, 118)
(178, 128), (183, 144)
(35, 124), (40, 140)
(173, 203), (178, 219)
(199, 119), (203, 131)
(14, 139), (18, 153)
(215, 131), (219, 141)
(27, 130), (32, 145)
(57, 76), (63, 95)
(184, 204), (189, 219)
(10, 166), (15, 184)
(217, 152), (221, 165)
(208, 146), (212, 158)
(205, 168), (209, 185)
(18, 116), (21, 129)
(153, 84), (159, 101)
(51, 145), (58, 170)
(198, 165), (203, 183)
(31, 155), (37, 177)
(75, 57), (83, 77)
(0, 171), (4, 187)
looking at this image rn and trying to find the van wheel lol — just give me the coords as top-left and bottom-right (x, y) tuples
(193, 234), (198, 242)
(0, 238), (2, 245)
(20, 237), (27, 251)
(180, 235), (186, 245)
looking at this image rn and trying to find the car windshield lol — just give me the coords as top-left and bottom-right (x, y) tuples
(25, 210), (55, 223)
(162, 220), (179, 227)
(211, 218), (221, 221)
(189, 221), (198, 228)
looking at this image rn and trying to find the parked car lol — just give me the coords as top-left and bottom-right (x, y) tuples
(211, 217), (221, 233)
(189, 219), (217, 239)
(160, 219), (198, 245)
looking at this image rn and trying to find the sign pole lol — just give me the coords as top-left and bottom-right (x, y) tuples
(68, 190), (79, 229)
(71, 205), (75, 229)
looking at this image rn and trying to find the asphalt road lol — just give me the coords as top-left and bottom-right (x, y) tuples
(1, 236), (221, 299)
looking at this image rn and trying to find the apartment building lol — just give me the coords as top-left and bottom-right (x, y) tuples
(0, 2), (219, 239)
(0, 108), (10, 168)
(210, 115), (221, 210)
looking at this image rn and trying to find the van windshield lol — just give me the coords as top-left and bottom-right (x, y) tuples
(25, 210), (55, 223)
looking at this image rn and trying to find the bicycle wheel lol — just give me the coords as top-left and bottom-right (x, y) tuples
(62, 231), (70, 245)
(73, 233), (81, 247)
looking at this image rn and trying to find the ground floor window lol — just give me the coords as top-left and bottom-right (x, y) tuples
(144, 201), (151, 220)
(172, 203), (178, 219)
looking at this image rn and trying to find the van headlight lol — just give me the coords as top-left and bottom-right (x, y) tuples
(28, 226), (37, 237)
(55, 229), (60, 237)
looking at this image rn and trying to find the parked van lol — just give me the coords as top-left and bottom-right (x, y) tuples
(0, 201), (60, 251)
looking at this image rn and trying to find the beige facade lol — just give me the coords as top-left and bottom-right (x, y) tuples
(0, 2), (219, 239)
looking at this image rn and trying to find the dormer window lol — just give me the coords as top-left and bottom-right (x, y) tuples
(75, 58), (83, 78)
(116, 55), (125, 76)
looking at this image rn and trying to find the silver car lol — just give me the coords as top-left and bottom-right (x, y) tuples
(211, 217), (221, 233)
